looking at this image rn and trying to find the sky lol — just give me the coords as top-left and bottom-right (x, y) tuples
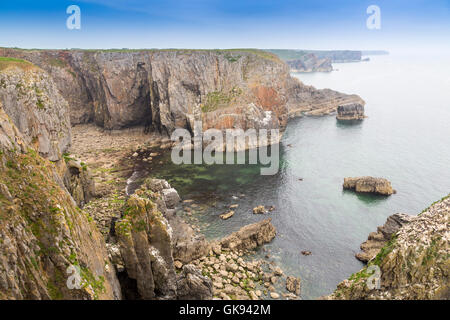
(1, 0), (450, 53)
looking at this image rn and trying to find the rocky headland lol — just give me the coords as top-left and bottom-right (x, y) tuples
(286, 53), (332, 73)
(329, 195), (449, 300)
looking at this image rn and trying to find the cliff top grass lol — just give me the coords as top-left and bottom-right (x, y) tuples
(0, 56), (37, 72)
(0, 47), (280, 63)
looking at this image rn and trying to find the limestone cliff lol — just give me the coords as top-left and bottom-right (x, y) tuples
(0, 60), (71, 161)
(0, 62), (121, 299)
(0, 105), (121, 299)
(286, 53), (332, 72)
(0, 48), (364, 135)
(329, 195), (449, 300)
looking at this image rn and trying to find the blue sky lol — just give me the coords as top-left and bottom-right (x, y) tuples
(1, 0), (449, 53)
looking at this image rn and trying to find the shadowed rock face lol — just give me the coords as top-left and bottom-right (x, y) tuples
(0, 67), (71, 161)
(343, 177), (395, 196)
(0, 104), (121, 300)
(336, 103), (365, 120)
(0, 48), (364, 136)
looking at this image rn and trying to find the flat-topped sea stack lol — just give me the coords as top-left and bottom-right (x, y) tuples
(336, 103), (365, 120)
(343, 177), (395, 196)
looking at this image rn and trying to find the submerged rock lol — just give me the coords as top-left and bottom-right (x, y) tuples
(343, 176), (395, 196)
(253, 205), (267, 214)
(336, 103), (365, 120)
(220, 211), (235, 220)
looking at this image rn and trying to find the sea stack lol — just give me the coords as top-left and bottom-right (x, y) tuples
(343, 177), (395, 196)
(336, 103), (365, 120)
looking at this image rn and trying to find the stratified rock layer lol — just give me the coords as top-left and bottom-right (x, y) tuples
(355, 213), (416, 263)
(0, 48), (364, 135)
(0, 103), (121, 300)
(286, 53), (332, 72)
(343, 177), (395, 196)
(336, 103), (365, 120)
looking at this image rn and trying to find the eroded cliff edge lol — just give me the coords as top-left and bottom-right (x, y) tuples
(329, 195), (449, 300)
(0, 48), (364, 134)
(0, 61), (121, 299)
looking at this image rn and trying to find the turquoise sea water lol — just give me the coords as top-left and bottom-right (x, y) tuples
(141, 54), (450, 299)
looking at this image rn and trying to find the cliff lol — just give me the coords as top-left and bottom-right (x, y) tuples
(329, 195), (450, 300)
(0, 48), (364, 135)
(0, 62), (121, 300)
(286, 53), (332, 72)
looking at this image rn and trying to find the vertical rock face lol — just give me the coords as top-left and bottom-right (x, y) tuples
(355, 213), (416, 263)
(336, 103), (365, 120)
(329, 195), (450, 300)
(286, 53), (332, 72)
(0, 105), (121, 300)
(63, 159), (96, 208)
(0, 48), (365, 136)
(0, 65), (71, 161)
(114, 179), (212, 300)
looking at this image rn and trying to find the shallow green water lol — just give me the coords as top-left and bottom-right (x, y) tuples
(137, 54), (450, 299)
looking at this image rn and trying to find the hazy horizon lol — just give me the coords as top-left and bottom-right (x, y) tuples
(1, 1), (450, 55)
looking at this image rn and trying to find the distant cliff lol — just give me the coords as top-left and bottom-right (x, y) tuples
(268, 49), (362, 64)
(286, 53), (332, 72)
(0, 48), (364, 134)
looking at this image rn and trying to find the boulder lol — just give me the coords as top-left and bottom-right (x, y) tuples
(176, 264), (213, 300)
(343, 176), (395, 196)
(219, 218), (276, 251)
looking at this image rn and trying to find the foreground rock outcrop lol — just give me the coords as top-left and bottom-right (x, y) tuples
(343, 177), (395, 196)
(0, 48), (364, 139)
(336, 103), (365, 120)
(355, 213), (416, 262)
(112, 179), (212, 300)
(0, 103), (121, 299)
(329, 195), (450, 300)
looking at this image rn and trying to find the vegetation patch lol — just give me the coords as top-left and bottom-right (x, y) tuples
(0, 57), (36, 72)
(200, 87), (243, 113)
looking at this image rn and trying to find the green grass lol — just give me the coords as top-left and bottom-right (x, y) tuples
(0, 56), (36, 71)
